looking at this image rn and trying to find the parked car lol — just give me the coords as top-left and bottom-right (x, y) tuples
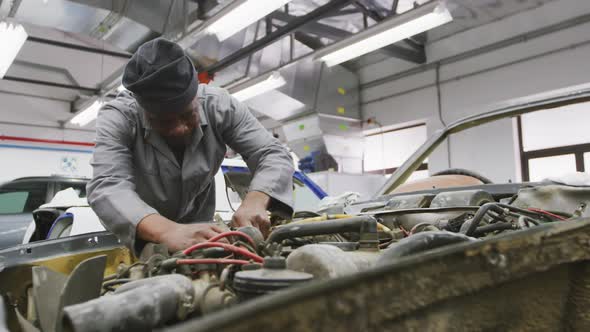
(2, 88), (590, 332)
(0, 159), (327, 248)
(0, 176), (88, 249)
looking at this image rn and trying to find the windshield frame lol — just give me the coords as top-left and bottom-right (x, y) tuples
(375, 83), (590, 197)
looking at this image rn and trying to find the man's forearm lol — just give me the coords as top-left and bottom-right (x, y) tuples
(136, 214), (176, 243)
(242, 191), (271, 209)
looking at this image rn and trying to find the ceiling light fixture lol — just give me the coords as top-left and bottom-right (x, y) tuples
(0, 21), (28, 78)
(70, 100), (104, 126)
(203, 0), (294, 41)
(230, 72), (287, 102)
(314, 1), (452, 67)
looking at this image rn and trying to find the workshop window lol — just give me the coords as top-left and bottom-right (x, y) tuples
(518, 101), (590, 181)
(363, 124), (427, 176)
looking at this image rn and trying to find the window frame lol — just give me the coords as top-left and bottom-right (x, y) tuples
(517, 116), (590, 181)
(363, 122), (428, 175)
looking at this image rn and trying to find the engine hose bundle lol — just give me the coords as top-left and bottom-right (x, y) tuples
(463, 203), (547, 236)
(376, 231), (477, 266)
(267, 215), (378, 244)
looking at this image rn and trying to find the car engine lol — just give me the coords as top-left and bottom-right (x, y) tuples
(2, 182), (589, 332)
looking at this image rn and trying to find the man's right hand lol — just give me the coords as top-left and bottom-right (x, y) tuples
(137, 214), (225, 253)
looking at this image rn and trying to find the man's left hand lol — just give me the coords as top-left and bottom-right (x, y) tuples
(232, 191), (271, 237)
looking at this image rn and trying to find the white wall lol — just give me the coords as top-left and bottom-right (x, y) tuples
(359, 0), (590, 183)
(0, 117), (95, 183)
(0, 147), (93, 183)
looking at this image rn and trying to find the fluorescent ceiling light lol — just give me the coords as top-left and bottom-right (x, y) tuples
(315, 1), (452, 67)
(70, 100), (104, 126)
(0, 21), (27, 78)
(231, 72), (287, 102)
(203, 0), (294, 41)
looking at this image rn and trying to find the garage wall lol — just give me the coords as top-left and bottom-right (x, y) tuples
(0, 145), (93, 183)
(0, 93), (95, 183)
(359, 0), (590, 183)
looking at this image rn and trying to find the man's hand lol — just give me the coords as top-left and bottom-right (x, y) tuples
(232, 191), (271, 237)
(137, 214), (225, 252)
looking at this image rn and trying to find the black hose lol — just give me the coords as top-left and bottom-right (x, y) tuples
(376, 231), (476, 265)
(472, 222), (515, 237)
(292, 211), (322, 219)
(463, 203), (507, 236)
(524, 216), (540, 225)
(102, 262), (146, 281)
(464, 203), (549, 236)
(102, 278), (132, 288)
(487, 210), (509, 224)
(63, 275), (194, 332)
(267, 216), (377, 244)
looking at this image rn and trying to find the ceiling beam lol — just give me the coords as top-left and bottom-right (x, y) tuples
(324, 8), (363, 17)
(272, 10), (425, 64)
(2, 76), (100, 93)
(67, 0), (172, 33)
(13, 60), (81, 87)
(270, 10), (349, 40)
(205, 0), (354, 73)
(391, 0), (400, 13)
(8, 0), (23, 17)
(354, 0), (389, 19)
(27, 36), (132, 59)
(354, 0), (426, 55)
(293, 31), (325, 50)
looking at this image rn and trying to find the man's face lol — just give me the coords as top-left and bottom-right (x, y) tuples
(145, 96), (199, 148)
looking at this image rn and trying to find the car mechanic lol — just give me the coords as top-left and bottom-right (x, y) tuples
(87, 38), (294, 254)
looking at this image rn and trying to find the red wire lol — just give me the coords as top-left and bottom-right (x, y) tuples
(409, 224), (421, 235)
(177, 258), (251, 265)
(208, 231), (256, 248)
(527, 208), (567, 221)
(399, 225), (410, 237)
(182, 242), (264, 262)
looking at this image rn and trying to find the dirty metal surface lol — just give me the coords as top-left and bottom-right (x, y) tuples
(32, 266), (67, 332)
(513, 184), (590, 217)
(55, 255), (106, 332)
(14, 306), (39, 332)
(163, 219), (590, 332)
(1, 247), (131, 331)
(0, 232), (121, 272)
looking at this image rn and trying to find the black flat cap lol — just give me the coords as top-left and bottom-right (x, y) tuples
(123, 38), (198, 114)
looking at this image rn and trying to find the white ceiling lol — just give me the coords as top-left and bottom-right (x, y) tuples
(0, 0), (567, 130)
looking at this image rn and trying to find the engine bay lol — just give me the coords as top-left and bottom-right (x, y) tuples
(1, 181), (589, 331)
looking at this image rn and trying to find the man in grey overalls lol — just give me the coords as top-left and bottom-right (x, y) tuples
(87, 38), (294, 254)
